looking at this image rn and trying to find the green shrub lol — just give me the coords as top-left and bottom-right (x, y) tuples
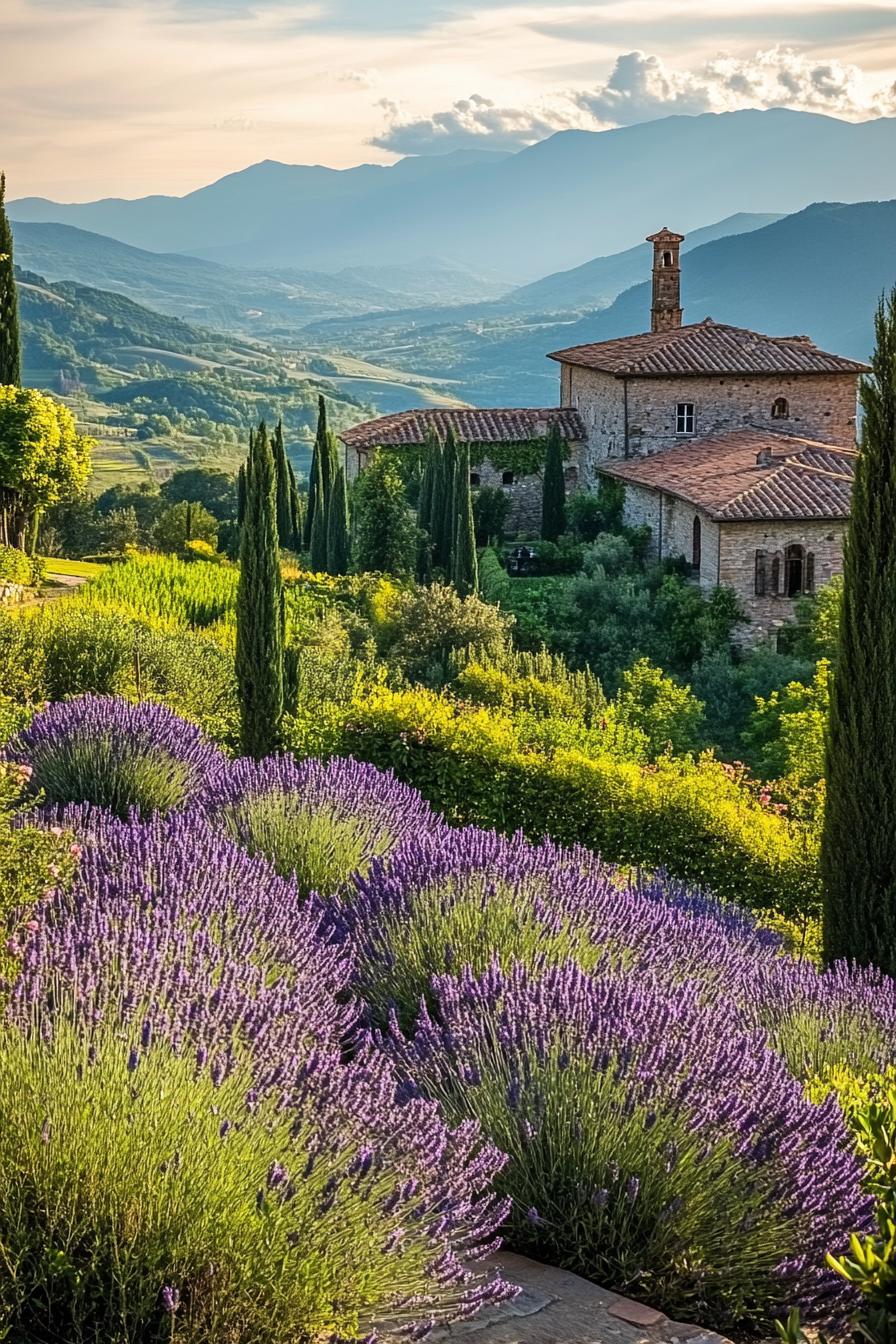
(338, 684), (819, 917)
(379, 583), (512, 686)
(0, 544), (32, 586)
(478, 547), (510, 603)
(614, 658), (705, 760)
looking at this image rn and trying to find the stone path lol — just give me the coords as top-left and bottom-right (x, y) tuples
(387, 1253), (731, 1344)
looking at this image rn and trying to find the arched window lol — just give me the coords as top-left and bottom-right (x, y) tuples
(771, 397), (790, 419)
(469, 472), (481, 487)
(501, 470), (515, 486)
(691, 515), (701, 573)
(662, 251), (673, 267)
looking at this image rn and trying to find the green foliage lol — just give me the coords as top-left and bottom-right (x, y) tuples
(0, 1014), (457, 1344)
(0, 761), (76, 983)
(352, 451), (418, 578)
(271, 419), (293, 549)
(472, 485), (511, 547)
(566, 480), (625, 541)
(379, 583), (511, 686)
(0, 173), (21, 388)
(23, 727), (198, 820)
(451, 442), (478, 597)
(326, 465), (350, 577)
(478, 547), (510, 603)
(791, 576), (843, 663)
(822, 290), (896, 972)
(161, 467), (237, 522)
(437, 426), (459, 574)
(153, 499), (219, 554)
(236, 423), (283, 759)
(0, 543), (32, 585)
(308, 456), (329, 571)
(744, 660), (830, 785)
(541, 422), (566, 542)
(614, 658), (705, 760)
(304, 395), (328, 549)
(0, 385), (92, 549)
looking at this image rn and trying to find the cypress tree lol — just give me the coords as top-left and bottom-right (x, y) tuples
(822, 289), (896, 973)
(438, 425), (460, 574)
(429, 437), (446, 569)
(326, 464), (350, 576)
(308, 447), (328, 571)
(541, 421), (566, 542)
(304, 395), (328, 548)
(235, 421), (283, 759)
(236, 462), (247, 527)
(451, 441), (478, 597)
(0, 173), (21, 388)
(416, 427), (440, 582)
(271, 419), (293, 549)
(287, 461), (303, 550)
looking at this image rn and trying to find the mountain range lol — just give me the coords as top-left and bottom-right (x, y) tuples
(11, 110), (896, 281)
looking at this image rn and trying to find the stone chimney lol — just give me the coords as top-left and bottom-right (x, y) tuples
(646, 228), (685, 333)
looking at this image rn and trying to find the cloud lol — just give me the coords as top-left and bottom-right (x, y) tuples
(370, 46), (896, 156)
(369, 92), (584, 154)
(575, 47), (896, 125)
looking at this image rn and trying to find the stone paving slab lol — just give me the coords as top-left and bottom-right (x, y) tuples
(395, 1253), (731, 1344)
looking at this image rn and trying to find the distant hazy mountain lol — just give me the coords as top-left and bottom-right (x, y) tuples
(10, 111), (896, 280)
(322, 200), (896, 407)
(10, 222), (507, 335)
(506, 212), (782, 314)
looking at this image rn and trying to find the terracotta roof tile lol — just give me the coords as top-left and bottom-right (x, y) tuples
(340, 406), (586, 451)
(600, 430), (856, 522)
(548, 319), (869, 378)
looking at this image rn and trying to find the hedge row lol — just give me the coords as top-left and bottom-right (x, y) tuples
(337, 685), (819, 919)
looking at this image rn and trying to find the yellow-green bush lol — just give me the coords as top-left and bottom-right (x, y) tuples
(339, 684), (819, 917)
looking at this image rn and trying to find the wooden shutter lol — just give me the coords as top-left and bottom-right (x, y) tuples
(804, 551), (815, 594)
(754, 549), (767, 596)
(771, 552), (782, 596)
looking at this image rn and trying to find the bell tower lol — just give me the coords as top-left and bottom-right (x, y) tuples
(646, 227), (685, 332)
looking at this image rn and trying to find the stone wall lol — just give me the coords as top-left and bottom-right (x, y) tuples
(346, 443), (582, 541)
(562, 366), (859, 484)
(0, 582), (26, 607)
(719, 519), (845, 646)
(619, 484), (720, 585)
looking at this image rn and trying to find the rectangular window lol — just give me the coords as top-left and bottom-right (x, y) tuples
(676, 402), (695, 434)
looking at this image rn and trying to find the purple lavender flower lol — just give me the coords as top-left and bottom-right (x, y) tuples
(4, 696), (227, 818)
(159, 1285), (180, 1314)
(382, 958), (871, 1331)
(199, 753), (440, 894)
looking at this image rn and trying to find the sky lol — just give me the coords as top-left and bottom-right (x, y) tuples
(2, 0), (896, 201)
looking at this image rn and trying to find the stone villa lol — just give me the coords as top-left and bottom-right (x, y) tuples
(340, 227), (867, 643)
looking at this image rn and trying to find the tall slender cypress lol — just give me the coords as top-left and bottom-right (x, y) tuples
(235, 420), (283, 759)
(287, 461), (303, 549)
(237, 463), (247, 527)
(271, 419), (293, 549)
(308, 447), (328, 571)
(451, 441), (478, 597)
(822, 289), (896, 972)
(429, 438), (446, 569)
(416, 428), (440, 582)
(326, 465), (350, 576)
(304, 395), (328, 548)
(541, 422), (566, 542)
(438, 425), (460, 574)
(0, 173), (21, 388)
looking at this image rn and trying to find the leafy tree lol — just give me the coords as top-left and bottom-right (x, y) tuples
(352, 450), (418, 577)
(822, 290), (896, 972)
(0, 386), (92, 550)
(614, 658), (705, 760)
(473, 486), (511, 547)
(381, 582), (511, 685)
(326, 465), (350, 576)
(744, 660), (829, 785)
(235, 422), (283, 759)
(161, 467), (236, 522)
(541, 422), (566, 542)
(567, 480), (626, 541)
(0, 173), (21, 388)
(452, 442), (478, 598)
(153, 500), (219, 554)
(98, 507), (140, 554)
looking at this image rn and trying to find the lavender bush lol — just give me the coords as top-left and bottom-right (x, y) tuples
(0, 808), (514, 1342)
(4, 696), (227, 818)
(383, 959), (871, 1331)
(332, 826), (782, 1028)
(201, 753), (439, 896)
(0, 1014), (513, 1343)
